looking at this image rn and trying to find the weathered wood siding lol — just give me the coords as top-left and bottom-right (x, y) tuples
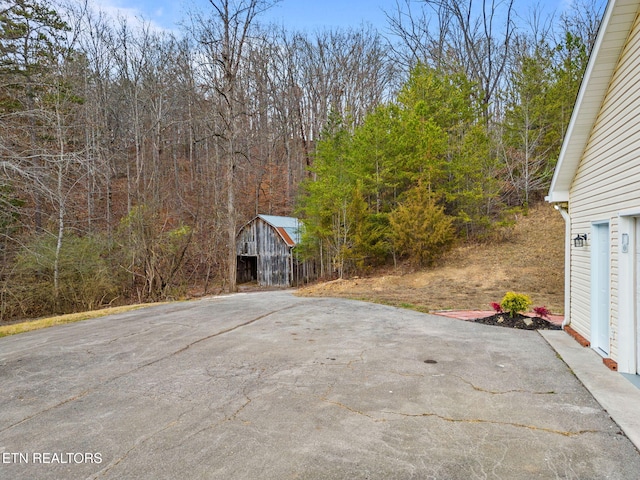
(569, 11), (640, 360)
(236, 217), (293, 287)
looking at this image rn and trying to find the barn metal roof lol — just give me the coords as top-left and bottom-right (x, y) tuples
(258, 215), (302, 246)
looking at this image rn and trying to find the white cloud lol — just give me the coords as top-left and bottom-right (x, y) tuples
(86, 0), (174, 33)
(559, 0), (574, 11)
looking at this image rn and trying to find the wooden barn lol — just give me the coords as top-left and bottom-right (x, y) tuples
(236, 215), (314, 287)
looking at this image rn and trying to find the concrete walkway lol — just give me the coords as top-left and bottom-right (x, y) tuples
(541, 329), (640, 452)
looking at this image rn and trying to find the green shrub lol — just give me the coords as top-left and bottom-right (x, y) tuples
(389, 184), (455, 267)
(3, 233), (121, 319)
(500, 292), (532, 318)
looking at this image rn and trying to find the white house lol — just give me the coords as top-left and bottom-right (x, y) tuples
(547, 0), (640, 375)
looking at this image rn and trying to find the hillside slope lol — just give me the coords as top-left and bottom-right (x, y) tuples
(298, 204), (565, 314)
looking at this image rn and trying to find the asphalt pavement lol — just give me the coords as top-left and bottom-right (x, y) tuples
(1, 291), (639, 479)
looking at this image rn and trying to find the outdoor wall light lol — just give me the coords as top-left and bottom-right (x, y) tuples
(573, 234), (587, 248)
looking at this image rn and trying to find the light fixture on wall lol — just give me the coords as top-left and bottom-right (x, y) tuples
(573, 234), (587, 248)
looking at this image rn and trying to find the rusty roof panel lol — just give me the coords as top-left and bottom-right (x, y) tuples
(276, 227), (295, 247)
(259, 215), (301, 245)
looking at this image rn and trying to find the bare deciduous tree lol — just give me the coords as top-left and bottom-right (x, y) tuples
(388, 0), (516, 121)
(191, 0), (279, 292)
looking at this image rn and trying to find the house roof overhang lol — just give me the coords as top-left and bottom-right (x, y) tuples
(547, 0), (640, 204)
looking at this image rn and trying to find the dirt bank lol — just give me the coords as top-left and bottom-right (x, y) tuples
(297, 204), (565, 314)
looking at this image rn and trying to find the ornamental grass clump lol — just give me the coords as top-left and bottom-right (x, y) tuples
(500, 292), (532, 318)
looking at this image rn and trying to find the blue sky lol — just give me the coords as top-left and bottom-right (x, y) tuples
(91, 0), (600, 33)
(94, 0), (393, 32)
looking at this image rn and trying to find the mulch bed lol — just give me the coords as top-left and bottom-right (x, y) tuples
(474, 313), (561, 330)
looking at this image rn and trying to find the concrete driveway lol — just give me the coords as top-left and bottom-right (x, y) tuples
(1, 291), (639, 479)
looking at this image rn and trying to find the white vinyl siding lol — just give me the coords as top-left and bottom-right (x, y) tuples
(610, 221), (619, 360)
(568, 11), (640, 361)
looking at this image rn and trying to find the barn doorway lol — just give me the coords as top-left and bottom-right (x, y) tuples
(237, 256), (257, 284)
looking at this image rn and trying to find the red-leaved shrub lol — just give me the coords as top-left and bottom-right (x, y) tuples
(533, 306), (551, 319)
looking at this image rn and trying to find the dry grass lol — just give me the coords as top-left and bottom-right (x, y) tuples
(0, 204), (564, 337)
(0, 303), (167, 338)
(297, 203), (565, 315)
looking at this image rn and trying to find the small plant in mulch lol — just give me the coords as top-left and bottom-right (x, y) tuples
(490, 302), (503, 313)
(533, 305), (551, 319)
(477, 293), (560, 331)
(500, 292), (532, 317)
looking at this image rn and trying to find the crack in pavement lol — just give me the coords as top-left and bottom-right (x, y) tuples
(321, 398), (386, 422)
(388, 370), (425, 378)
(0, 390), (90, 434)
(1, 305), (297, 434)
(89, 412), (188, 479)
(242, 377), (610, 446)
(164, 304), (298, 359)
(315, 390), (602, 438)
(226, 395), (253, 424)
(449, 374), (557, 396)
(380, 410), (603, 437)
(317, 395), (595, 437)
(105, 326), (156, 345)
(317, 383), (385, 422)
(166, 386), (268, 449)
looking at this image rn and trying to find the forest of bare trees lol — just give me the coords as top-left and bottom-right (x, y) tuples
(0, 0), (604, 320)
